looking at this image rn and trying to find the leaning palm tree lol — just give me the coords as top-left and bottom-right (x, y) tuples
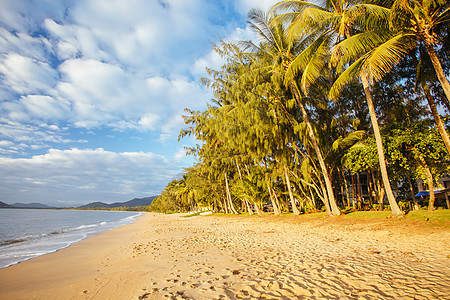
(330, 0), (450, 152)
(272, 0), (404, 215)
(388, 0), (450, 101)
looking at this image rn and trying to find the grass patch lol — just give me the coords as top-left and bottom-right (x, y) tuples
(345, 211), (393, 219)
(406, 209), (450, 223)
(182, 212), (201, 218)
(299, 212), (327, 218)
(206, 210), (450, 226)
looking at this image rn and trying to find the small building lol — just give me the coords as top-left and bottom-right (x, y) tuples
(416, 175), (450, 209)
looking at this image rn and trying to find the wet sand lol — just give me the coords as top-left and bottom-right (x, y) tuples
(0, 212), (449, 299)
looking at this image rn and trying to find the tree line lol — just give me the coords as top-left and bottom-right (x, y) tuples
(150, 0), (450, 216)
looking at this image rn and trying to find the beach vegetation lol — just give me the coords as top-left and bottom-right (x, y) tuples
(150, 0), (450, 217)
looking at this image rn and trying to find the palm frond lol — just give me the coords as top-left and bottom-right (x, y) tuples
(285, 31), (330, 84)
(248, 8), (280, 51)
(331, 130), (366, 151)
(237, 40), (262, 53)
(331, 30), (390, 72)
(433, 7), (450, 26)
(329, 56), (364, 100)
(348, 4), (391, 31)
(300, 36), (333, 94)
(271, 0), (322, 15)
(362, 33), (416, 83)
(287, 7), (335, 41)
(327, 130), (366, 164)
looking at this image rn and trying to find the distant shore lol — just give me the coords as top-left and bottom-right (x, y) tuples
(0, 213), (449, 299)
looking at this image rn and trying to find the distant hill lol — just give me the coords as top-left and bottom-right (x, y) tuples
(11, 202), (53, 208)
(78, 201), (111, 208)
(78, 196), (157, 209)
(0, 201), (12, 208)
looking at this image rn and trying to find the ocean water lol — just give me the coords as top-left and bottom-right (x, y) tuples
(0, 208), (142, 268)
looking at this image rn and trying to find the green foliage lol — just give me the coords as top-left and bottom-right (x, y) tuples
(153, 0), (450, 217)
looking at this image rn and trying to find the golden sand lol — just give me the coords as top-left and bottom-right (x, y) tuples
(0, 213), (449, 299)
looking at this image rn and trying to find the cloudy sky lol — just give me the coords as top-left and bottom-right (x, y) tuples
(0, 0), (278, 207)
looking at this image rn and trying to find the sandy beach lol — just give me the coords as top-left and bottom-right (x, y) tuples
(0, 212), (449, 300)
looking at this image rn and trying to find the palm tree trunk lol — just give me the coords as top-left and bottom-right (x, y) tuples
(367, 169), (374, 206)
(378, 186), (386, 211)
(225, 174), (239, 214)
(223, 197), (229, 214)
(236, 161), (253, 215)
(245, 199), (253, 215)
(417, 154), (435, 211)
(351, 173), (356, 209)
(406, 174), (419, 210)
(421, 81), (450, 154)
(361, 74), (403, 216)
(357, 172), (362, 210)
(285, 166), (300, 215)
(424, 42), (450, 102)
(339, 174), (345, 207)
(254, 203), (263, 216)
(272, 187), (283, 215)
(267, 182), (281, 216)
(291, 81), (340, 216)
(341, 168), (351, 208)
(370, 168), (379, 204)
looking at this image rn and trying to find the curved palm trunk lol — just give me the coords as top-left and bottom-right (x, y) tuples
(421, 81), (450, 154)
(267, 182), (281, 216)
(417, 154), (436, 211)
(225, 173), (239, 214)
(406, 174), (419, 210)
(424, 42), (450, 102)
(254, 203), (263, 216)
(236, 161), (254, 215)
(291, 81), (340, 216)
(284, 166), (300, 215)
(361, 74), (403, 216)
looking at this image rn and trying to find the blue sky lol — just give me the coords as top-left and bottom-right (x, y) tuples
(0, 0), (278, 206)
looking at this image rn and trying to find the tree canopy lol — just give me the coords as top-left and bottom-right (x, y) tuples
(150, 0), (450, 215)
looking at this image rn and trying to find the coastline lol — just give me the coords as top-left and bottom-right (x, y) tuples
(0, 213), (449, 299)
(0, 209), (143, 269)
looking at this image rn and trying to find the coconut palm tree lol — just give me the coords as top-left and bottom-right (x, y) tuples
(272, 0), (404, 216)
(330, 0), (450, 152)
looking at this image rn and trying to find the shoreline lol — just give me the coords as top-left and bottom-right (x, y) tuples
(0, 213), (449, 299)
(0, 210), (143, 269)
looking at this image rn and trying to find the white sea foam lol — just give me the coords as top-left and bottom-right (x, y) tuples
(0, 209), (143, 268)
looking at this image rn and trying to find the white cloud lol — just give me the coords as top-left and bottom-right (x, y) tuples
(0, 53), (58, 94)
(138, 114), (161, 131)
(0, 0), (272, 204)
(20, 95), (70, 120)
(53, 58), (209, 132)
(43, 0), (215, 73)
(0, 119), (85, 155)
(174, 147), (188, 161)
(192, 50), (224, 78)
(0, 28), (53, 62)
(234, 0), (280, 16)
(0, 0), (228, 142)
(0, 148), (181, 206)
(0, 1), (67, 33)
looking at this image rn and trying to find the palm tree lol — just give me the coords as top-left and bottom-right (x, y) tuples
(389, 0), (450, 101)
(272, 0), (404, 216)
(330, 0), (450, 152)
